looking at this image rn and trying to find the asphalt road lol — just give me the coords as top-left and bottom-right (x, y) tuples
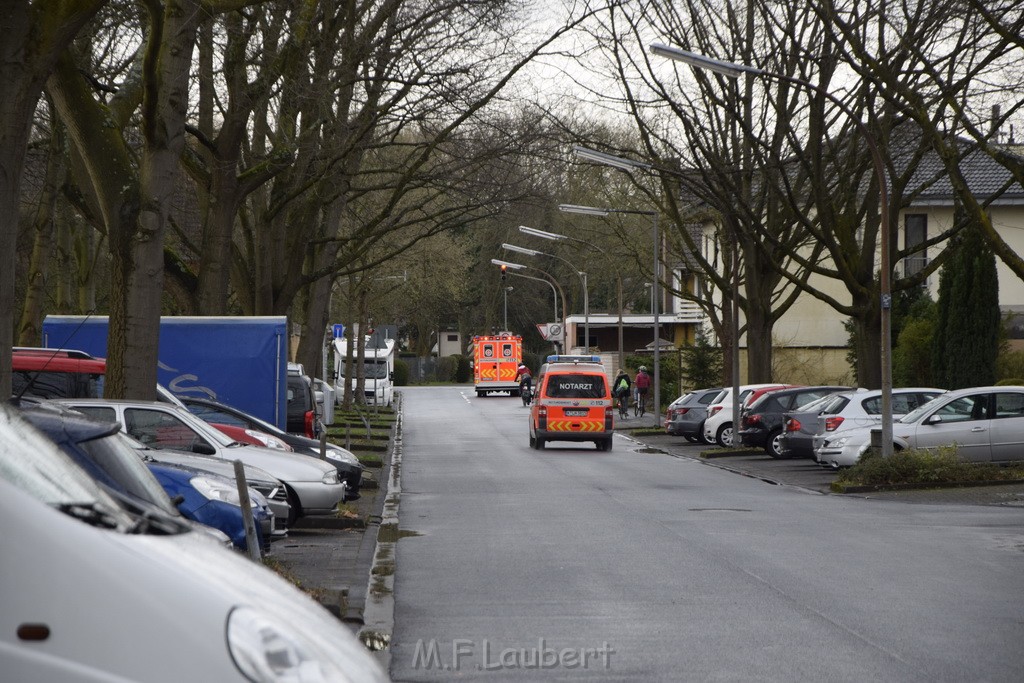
(389, 386), (1024, 682)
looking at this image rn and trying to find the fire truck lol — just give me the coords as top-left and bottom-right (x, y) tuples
(471, 333), (523, 397)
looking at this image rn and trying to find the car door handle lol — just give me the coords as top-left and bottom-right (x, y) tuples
(970, 426), (987, 432)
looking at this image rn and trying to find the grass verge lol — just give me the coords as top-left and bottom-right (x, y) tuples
(832, 445), (1024, 492)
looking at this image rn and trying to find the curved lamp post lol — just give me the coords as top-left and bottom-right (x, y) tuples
(519, 225), (625, 369)
(502, 243), (589, 352)
(558, 201), (662, 423)
(490, 258), (567, 348)
(650, 41), (894, 456)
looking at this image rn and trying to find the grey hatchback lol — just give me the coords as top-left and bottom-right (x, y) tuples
(664, 387), (722, 443)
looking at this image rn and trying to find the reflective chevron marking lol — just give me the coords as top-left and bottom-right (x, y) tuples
(546, 420), (603, 432)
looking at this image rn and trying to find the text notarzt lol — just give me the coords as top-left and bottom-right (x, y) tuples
(411, 638), (615, 672)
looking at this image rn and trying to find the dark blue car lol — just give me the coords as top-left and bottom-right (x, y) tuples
(19, 403), (271, 554)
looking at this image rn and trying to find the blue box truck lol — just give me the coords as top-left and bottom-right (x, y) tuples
(42, 316), (289, 430)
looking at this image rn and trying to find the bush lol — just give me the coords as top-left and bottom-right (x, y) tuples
(835, 445), (1022, 487)
(393, 358), (409, 386)
(455, 355), (472, 383)
(436, 355), (458, 382)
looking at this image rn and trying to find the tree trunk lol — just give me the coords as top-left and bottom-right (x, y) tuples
(17, 107), (65, 346)
(110, 0), (200, 399)
(0, 0), (103, 398)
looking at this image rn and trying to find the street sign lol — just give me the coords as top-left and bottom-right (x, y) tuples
(332, 323), (345, 338)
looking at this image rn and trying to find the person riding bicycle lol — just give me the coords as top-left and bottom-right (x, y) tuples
(516, 363), (533, 397)
(613, 369), (632, 413)
(634, 366), (651, 412)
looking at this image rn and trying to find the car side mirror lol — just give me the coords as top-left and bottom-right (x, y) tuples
(192, 441), (216, 455)
(389, 371), (394, 381)
(925, 414), (942, 425)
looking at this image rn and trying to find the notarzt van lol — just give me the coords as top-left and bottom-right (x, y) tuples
(529, 355), (614, 451)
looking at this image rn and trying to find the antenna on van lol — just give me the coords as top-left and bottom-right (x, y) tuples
(13, 311), (96, 403)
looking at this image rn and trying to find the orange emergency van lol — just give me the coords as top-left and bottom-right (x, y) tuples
(529, 355), (614, 451)
(472, 333), (523, 396)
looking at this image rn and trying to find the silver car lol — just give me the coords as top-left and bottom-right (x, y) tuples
(814, 385), (1024, 468)
(57, 399), (346, 524)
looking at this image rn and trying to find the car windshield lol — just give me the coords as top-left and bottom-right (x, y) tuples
(899, 394), (947, 424)
(0, 409), (133, 530)
(339, 361), (388, 379)
(78, 433), (180, 517)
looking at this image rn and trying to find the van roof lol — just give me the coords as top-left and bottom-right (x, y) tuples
(13, 348), (106, 373)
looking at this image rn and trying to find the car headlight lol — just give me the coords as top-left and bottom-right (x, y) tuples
(325, 447), (361, 467)
(321, 470), (340, 485)
(245, 429), (290, 451)
(191, 476), (242, 507)
(227, 606), (354, 682)
(828, 436), (849, 448)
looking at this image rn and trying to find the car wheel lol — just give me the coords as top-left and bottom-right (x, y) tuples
(536, 437), (545, 450)
(285, 487), (301, 526)
(716, 423), (733, 448)
(766, 429), (785, 458)
(529, 433), (536, 449)
(604, 437), (613, 451)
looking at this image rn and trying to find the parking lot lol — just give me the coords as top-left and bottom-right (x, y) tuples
(622, 429), (1024, 507)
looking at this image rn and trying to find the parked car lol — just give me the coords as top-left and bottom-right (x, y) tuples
(738, 385), (851, 457)
(209, 420), (294, 451)
(0, 404), (390, 683)
(287, 363), (318, 438)
(181, 395), (363, 498)
(56, 398), (346, 525)
(134, 442), (291, 537)
(814, 385), (1024, 468)
(703, 384), (796, 447)
(664, 387), (722, 442)
(12, 346), (106, 399)
(18, 402), (272, 553)
(781, 387), (943, 460)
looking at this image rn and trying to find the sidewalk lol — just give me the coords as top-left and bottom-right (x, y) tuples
(270, 408), (396, 636)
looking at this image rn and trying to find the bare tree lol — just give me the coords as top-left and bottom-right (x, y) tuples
(0, 0), (104, 397)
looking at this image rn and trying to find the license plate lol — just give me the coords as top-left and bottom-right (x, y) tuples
(564, 409), (589, 417)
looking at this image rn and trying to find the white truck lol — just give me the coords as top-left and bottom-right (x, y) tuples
(332, 333), (396, 406)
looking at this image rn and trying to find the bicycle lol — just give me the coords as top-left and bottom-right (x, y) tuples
(616, 392), (629, 420)
(634, 390), (647, 418)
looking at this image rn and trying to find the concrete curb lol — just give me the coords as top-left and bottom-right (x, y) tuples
(833, 478), (1024, 494)
(357, 393), (402, 673)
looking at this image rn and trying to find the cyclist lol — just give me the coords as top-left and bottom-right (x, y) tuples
(613, 369), (632, 418)
(634, 366), (651, 417)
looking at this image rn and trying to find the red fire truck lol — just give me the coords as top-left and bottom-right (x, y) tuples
(471, 333), (523, 397)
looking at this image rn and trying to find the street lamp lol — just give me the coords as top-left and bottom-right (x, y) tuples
(558, 201), (662, 423)
(490, 258), (568, 347)
(518, 225), (625, 369)
(502, 243), (589, 352)
(650, 41), (894, 457)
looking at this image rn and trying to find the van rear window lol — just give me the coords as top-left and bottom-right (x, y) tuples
(13, 371), (104, 399)
(545, 374), (606, 399)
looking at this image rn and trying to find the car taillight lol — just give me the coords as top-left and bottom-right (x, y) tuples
(709, 405), (722, 416)
(785, 418), (802, 432)
(605, 406), (614, 430)
(304, 410), (315, 438)
(676, 407), (689, 416)
(538, 406), (547, 418)
(744, 414), (762, 427)
(825, 416), (844, 431)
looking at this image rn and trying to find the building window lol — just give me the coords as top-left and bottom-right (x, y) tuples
(446, 334), (458, 342)
(904, 214), (927, 277)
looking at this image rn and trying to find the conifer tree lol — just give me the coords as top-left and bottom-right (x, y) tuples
(931, 219), (1001, 388)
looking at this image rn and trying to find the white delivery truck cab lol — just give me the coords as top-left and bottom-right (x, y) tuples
(333, 333), (395, 406)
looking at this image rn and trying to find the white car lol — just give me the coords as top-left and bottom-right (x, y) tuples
(814, 385), (1024, 468)
(57, 399), (347, 524)
(0, 405), (389, 683)
(810, 387), (944, 465)
(702, 384), (793, 447)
